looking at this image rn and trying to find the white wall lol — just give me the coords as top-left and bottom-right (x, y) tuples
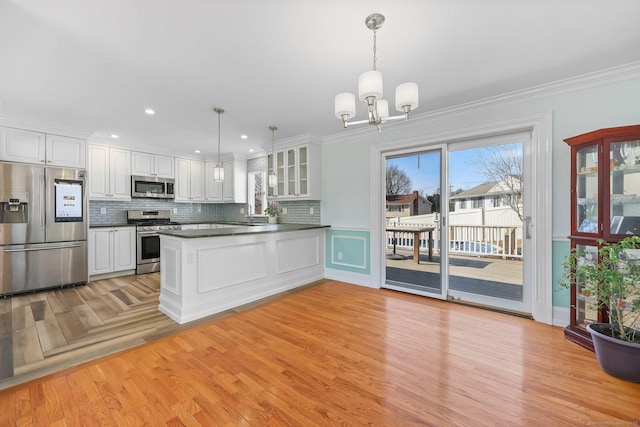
(321, 65), (640, 311)
(322, 69), (640, 238)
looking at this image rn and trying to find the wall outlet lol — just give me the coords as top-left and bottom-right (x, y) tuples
(282, 207), (287, 214)
(173, 208), (177, 214)
(100, 207), (107, 215)
(240, 207), (245, 214)
(309, 207), (314, 215)
(338, 252), (343, 260)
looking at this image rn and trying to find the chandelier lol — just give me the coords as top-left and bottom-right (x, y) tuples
(334, 13), (419, 131)
(268, 126), (278, 187)
(213, 107), (224, 182)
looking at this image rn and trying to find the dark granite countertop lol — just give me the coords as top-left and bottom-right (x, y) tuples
(158, 224), (329, 238)
(177, 220), (267, 226)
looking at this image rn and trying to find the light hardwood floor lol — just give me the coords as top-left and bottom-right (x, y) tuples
(1, 279), (639, 425)
(0, 273), (307, 391)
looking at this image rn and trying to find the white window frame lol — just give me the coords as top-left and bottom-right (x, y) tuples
(248, 171), (267, 217)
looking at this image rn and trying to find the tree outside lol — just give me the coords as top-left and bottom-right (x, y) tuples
(386, 164), (412, 195)
(470, 142), (523, 220)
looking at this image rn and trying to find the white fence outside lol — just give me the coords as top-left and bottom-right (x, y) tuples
(386, 206), (523, 259)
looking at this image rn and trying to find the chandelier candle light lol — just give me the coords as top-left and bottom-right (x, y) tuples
(335, 13), (419, 130)
(213, 107), (225, 182)
(268, 126), (278, 188)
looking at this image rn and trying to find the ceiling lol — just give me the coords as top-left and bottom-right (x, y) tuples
(1, 1), (640, 159)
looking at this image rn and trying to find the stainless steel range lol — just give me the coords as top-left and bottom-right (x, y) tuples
(127, 210), (180, 274)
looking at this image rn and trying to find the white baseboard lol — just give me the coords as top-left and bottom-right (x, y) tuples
(324, 268), (378, 289)
(552, 306), (570, 327)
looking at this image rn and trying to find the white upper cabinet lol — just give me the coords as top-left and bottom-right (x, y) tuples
(265, 135), (320, 200)
(45, 134), (86, 168)
(0, 127), (46, 164)
(204, 158), (247, 203)
(131, 151), (174, 178)
(0, 126), (86, 168)
(204, 162), (223, 203)
(175, 158), (204, 202)
(222, 158), (247, 203)
(88, 144), (131, 200)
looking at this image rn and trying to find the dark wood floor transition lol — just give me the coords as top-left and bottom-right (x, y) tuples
(0, 273), (176, 389)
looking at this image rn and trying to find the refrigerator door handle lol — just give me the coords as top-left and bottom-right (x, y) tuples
(4, 244), (83, 253)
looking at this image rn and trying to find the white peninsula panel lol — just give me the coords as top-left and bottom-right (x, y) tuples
(159, 227), (325, 324)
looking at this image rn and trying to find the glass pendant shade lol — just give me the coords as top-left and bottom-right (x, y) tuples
(268, 173), (277, 187)
(395, 82), (419, 111)
(377, 99), (389, 119)
(334, 14), (418, 129)
(213, 165), (225, 182)
(335, 92), (356, 119)
(358, 70), (383, 101)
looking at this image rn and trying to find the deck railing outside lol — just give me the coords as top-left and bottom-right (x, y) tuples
(385, 221), (523, 259)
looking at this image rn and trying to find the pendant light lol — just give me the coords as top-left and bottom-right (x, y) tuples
(213, 107), (225, 182)
(268, 126), (278, 187)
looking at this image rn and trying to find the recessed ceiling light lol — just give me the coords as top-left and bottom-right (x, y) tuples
(249, 149), (255, 153)
(110, 134), (119, 139)
(195, 149), (201, 154)
(144, 108), (155, 115)
(241, 134), (248, 139)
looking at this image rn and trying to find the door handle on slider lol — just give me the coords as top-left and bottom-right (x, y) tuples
(524, 216), (532, 239)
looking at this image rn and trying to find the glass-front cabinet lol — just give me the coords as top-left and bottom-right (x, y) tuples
(564, 125), (640, 350)
(265, 140), (320, 201)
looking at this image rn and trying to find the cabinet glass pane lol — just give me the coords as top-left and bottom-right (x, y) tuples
(287, 149), (296, 196)
(609, 139), (640, 236)
(576, 145), (599, 234)
(267, 154), (275, 197)
(277, 151), (285, 196)
(299, 147), (308, 196)
(575, 244), (599, 328)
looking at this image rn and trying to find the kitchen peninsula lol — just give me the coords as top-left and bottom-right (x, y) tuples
(157, 224), (329, 324)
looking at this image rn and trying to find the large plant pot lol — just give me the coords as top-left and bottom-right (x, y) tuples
(268, 216), (278, 224)
(587, 323), (640, 382)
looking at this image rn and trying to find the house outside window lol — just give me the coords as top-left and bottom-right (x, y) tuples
(473, 198), (483, 208)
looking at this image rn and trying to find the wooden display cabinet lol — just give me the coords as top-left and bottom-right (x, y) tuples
(564, 125), (640, 350)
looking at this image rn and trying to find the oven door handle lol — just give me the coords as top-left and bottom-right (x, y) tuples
(137, 231), (160, 236)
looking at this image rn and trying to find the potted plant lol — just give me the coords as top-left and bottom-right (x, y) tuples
(562, 235), (640, 382)
(264, 203), (280, 224)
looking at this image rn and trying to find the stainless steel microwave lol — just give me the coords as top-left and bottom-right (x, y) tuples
(131, 175), (175, 199)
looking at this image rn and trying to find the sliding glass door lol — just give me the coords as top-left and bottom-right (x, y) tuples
(382, 131), (533, 315)
(383, 147), (447, 300)
(446, 133), (530, 314)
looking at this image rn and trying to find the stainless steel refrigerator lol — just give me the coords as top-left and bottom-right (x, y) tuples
(0, 162), (87, 296)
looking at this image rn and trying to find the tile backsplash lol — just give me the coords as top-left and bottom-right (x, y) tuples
(89, 199), (321, 225)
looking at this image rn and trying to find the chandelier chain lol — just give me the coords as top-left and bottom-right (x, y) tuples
(372, 30), (377, 71)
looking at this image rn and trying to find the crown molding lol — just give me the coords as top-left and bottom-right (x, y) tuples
(0, 114), (92, 139)
(323, 60), (640, 145)
(259, 132), (322, 152)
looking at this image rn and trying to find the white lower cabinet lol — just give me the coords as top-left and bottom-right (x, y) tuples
(89, 227), (136, 276)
